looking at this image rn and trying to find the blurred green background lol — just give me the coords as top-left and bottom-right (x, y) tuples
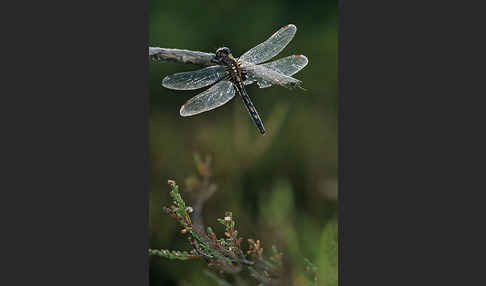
(149, 0), (338, 285)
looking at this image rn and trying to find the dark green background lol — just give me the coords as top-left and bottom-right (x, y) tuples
(149, 0), (338, 285)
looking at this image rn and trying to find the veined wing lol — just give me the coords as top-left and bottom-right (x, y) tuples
(244, 55), (308, 88)
(162, 65), (228, 90)
(238, 24), (297, 65)
(180, 80), (236, 116)
(243, 64), (302, 89)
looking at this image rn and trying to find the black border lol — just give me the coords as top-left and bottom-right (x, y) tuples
(4, 1), (149, 285)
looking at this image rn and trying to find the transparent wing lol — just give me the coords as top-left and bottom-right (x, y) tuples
(243, 64), (302, 89)
(162, 65), (228, 90)
(244, 55), (308, 88)
(238, 24), (297, 65)
(180, 80), (236, 116)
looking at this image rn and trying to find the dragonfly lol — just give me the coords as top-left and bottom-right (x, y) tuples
(161, 24), (308, 135)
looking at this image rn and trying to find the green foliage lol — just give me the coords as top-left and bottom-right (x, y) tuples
(150, 159), (269, 282)
(304, 258), (318, 286)
(165, 180), (192, 229)
(317, 219), (338, 286)
(148, 249), (194, 261)
(149, 158), (334, 285)
(150, 179), (284, 284)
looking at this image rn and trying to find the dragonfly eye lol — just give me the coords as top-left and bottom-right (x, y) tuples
(216, 47), (231, 58)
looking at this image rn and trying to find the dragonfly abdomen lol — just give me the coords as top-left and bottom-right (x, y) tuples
(235, 84), (266, 135)
(223, 57), (266, 134)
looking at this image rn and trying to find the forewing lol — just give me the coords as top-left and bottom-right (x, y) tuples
(180, 80), (236, 116)
(243, 64), (302, 89)
(238, 24), (297, 65)
(162, 65), (228, 90)
(244, 55), (308, 88)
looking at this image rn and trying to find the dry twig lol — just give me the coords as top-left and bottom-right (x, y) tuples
(149, 47), (216, 66)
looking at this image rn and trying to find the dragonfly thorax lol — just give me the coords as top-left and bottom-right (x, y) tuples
(214, 47), (245, 84)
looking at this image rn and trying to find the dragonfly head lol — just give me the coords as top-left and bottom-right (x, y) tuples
(213, 47), (232, 64)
